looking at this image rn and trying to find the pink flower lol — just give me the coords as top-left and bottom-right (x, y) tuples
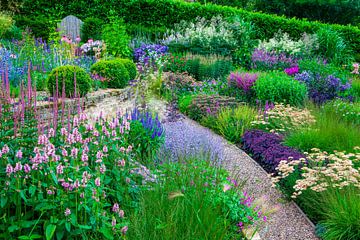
(6, 164), (13, 176)
(223, 184), (231, 192)
(2, 145), (9, 154)
(16, 150), (23, 159)
(64, 208), (71, 216)
(126, 178), (131, 184)
(263, 216), (267, 222)
(71, 148), (79, 157)
(14, 162), (23, 172)
(75, 36), (81, 43)
(121, 226), (128, 235)
(118, 159), (126, 167)
(351, 63), (359, 74)
(111, 217), (116, 227)
(103, 146), (108, 153)
(56, 164), (64, 174)
(24, 164), (31, 173)
(80, 192), (85, 198)
(48, 128), (55, 137)
(119, 210), (124, 218)
(112, 203), (120, 213)
(95, 177), (101, 187)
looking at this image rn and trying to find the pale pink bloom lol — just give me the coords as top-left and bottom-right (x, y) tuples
(119, 210), (125, 218)
(112, 203), (120, 213)
(48, 128), (55, 137)
(111, 217), (116, 227)
(64, 208), (71, 216)
(95, 177), (101, 187)
(121, 226), (128, 235)
(75, 36), (81, 43)
(15, 150), (23, 159)
(62, 149), (68, 157)
(60, 128), (68, 136)
(6, 164), (13, 175)
(56, 164), (64, 174)
(14, 162), (23, 172)
(118, 159), (126, 167)
(223, 184), (231, 192)
(126, 178), (131, 184)
(80, 192), (85, 198)
(2, 145), (10, 154)
(103, 146), (108, 153)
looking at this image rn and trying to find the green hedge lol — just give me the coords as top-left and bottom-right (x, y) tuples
(16, 0), (360, 53)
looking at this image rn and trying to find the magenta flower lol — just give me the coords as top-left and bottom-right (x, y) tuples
(223, 183), (231, 192)
(24, 164), (31, 173)
(6, 164), (13, 176)
(14, 162), (23, 172)
(2, 145), (9, 154)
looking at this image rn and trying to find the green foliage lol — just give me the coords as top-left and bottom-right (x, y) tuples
(351, 77), (360, 101)
(322, 99), (360, 126)
(316, 27), (354, 65)
(253, 71), (307, 106)
(32, 71), (48, 91)
(102, 17), (131, 58)
(14, 0), (360, 54)
(81, 17), (104, 42)
(0, 12), (14, 37)
(47, 65), (91, 97)
(178, 94), (196, 114)
(90, 59), (130, 89)
(298, 59), (350, 80)
(284, 106), (360, 153)
(128, 156), (261, 239)
(212, 105), (257, 143)
(13, 15), (52, 39)
(117, 59), (137, 80)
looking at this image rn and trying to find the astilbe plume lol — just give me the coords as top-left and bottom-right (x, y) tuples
(228, 72), (258, 92)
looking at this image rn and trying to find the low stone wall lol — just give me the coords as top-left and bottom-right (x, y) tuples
(36, 87), (133, 123)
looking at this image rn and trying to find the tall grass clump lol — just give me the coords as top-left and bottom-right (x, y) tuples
(214, 105), (257, 143)
(128, 155), (267, 239)
(284, 106), (360, 153)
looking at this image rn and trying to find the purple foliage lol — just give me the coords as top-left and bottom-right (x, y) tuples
(251, 49), (298, 71)
(241, 130), (304, 173)
(295, 71), (351, 104)
(228, 72), (258, 92)
(284, 65), (299, 76)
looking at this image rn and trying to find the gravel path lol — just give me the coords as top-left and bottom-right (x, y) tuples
(159, 110), (318, 240)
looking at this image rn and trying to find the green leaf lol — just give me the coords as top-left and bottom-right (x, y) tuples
(30, 234), (43, 239)
(78, 224), (92, 230)
(56, 228), (65, 240)
(50, 171), (58, 185)
(20, 190), (28, 203)
(8, 225), (19, 232)
(1, 196), (7, 208)
(18, 236), (31, 240)
(99, 226), (114, 240)
(65, 222), (71, 232)
(29, 185), (37, 197)
(45, 224), (56, 240)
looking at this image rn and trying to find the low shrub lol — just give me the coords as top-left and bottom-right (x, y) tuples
(47, 65), (91, 97)
(117, 58), (137, 80)
(0, 12), (14, 38)
(253, 71), (307, 106)
(241, 129), (305, 173)
(213, 105), (257, 143)
(90, 59), (130, 89)
(252, 103), (316, 134)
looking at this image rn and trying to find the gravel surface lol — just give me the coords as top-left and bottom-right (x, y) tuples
(160, 111), (318, 240)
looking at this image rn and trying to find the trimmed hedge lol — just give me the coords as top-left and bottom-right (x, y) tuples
(16, 0), (360, 53)
(117, 58), (137, 80)
(90, 59), (130, 89)
(47, 65), (92, 97)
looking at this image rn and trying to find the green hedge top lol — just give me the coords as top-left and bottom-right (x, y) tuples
(16, 0), (360, 53)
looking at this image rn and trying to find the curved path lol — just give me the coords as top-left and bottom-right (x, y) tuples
(150, 98), (318, 240)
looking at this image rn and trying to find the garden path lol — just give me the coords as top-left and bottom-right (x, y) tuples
(85, 95), (318, 240)
(154, 99), (319, 240)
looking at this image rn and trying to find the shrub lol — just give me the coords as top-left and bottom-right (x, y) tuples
(117, 58), (137, 80)
(178, 94), (196, 114)
(81, 17), (104, 42)
(47, 65), (91, 97)
(214, 105), (257, 143)
(90, 59), (130, 89)
(253, 71), (307, 106)
(102, 16), (131, 58)
(294, 71), (351, 104)
(241, 129), (305, 173)
(252, 103), (316, 134)
(351, 76), (360, 101)
(162, 72), (197, 95)
(13, 15), (52, 39)
(0, 12), (14, 37)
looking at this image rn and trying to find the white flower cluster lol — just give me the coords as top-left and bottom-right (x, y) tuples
(258, 31), (319, 56)
(163, 16), (237, 51)
(80, 39), (104, 53)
